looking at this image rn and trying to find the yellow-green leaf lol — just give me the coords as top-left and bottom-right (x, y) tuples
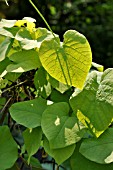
(39, 30), (92, 89)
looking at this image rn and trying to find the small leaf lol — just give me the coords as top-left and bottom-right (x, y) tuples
(39, 30), (92, 89)
(0, 126), (18, 170)
(41, 102), (82, 149)
(0, 97), (6, 109)
(34, 67), (51, 98)
(7, 50), (40, 72)
(70, 69), (113, 131)
(43, 136), (75, 165)
(0, 77), (8, 89)
(70, 141), (113, 170)
(80, 128), (113, 164)
(92, 62), (104, 72)
(10, 97), (47, 128)
(23, 127), (42, 163)
(24, 154), (42, 168)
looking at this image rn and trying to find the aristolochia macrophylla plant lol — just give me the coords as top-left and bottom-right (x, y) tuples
(0, 0), (113, 170)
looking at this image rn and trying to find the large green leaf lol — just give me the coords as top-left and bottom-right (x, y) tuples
(0, 37), (13, 61)
(41, 102), (82, 149)
(80, 128), (113, 164)
(70, 141), (113, 170)
(6, 50), (40, 72)
(0, 126), (18, 170)
(39, 30), (92, 89)
(10, 97), (47, 128)
(23, 127), (42, 163)
(70, 69), (113, 131)
(43, 136), (75, 165)
(34, 67), (51, 99)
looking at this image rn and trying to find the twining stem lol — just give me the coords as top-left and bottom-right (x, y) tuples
(29, 0), (56, 40)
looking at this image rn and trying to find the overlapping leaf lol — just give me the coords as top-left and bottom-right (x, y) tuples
(41, 102), (82, 149)
(43, 136), (75, 165)
(70, 69), (113, 131)
(70, 141), (113, 170)
(7, 50), (40, 72)
(80, 128), (113, 164)
(39, 30), (92, 89)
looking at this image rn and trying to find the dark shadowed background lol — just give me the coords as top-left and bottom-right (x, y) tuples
(0, 0), (113, 68)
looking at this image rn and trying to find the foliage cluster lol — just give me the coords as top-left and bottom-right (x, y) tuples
(0, 0), (113, 68)
(0, 1), (113, 170)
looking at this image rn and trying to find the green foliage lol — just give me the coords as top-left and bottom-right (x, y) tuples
(0, 5), (113, 169)
(70, 69), (113, 131)
(0, 126), (18, 170)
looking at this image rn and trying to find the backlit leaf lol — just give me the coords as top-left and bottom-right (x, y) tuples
(39, 30), (92, 89)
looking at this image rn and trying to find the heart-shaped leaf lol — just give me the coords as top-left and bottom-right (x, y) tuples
(41, 102), (82, 149)
(39, 30), (92, 89)
(70, 69), (113, 131)
(80, 128), (113, 164)
(10, 97), (47, 128)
